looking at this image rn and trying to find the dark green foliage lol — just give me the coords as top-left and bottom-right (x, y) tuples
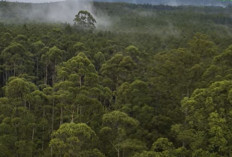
(74, 10), (96, 30)
(1, 1), (232, 157)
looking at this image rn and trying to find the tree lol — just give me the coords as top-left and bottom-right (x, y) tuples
(0, 32), (13, 50)
(132, 151), (159, 157)
(100, 53), (135, 90)
(5, 77), (36, 107)
(101, 111), (139, 157)
(55, 52), (106, 128)
(151, 138), (174, 156)
(172, 80), (232, 156)
(31, 40), (46, 80)
(49, 122), (104, 157)
(1, 42), (32, 81)
(0, 109), (36, 157)
(116, 80), (151, 108)
(74, 10), (96, 30)
(94, 51), (105, 71)
(57, 52), (97, 88)
(41, 46), (64, 85)
(203, 44), (232, 85)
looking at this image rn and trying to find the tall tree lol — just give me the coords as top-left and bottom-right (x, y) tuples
(100, 53), (135, 90)
(49, 122), (104, 157)
(41, 46), (64, 85)
(74, 10), (96, 30)
(172, 80), (232, 156)
(101, 111), (139, 157)
(1, 42), (32, 81)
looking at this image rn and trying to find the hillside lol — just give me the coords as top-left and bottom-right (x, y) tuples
(94, 0), (232, 7)
(1, 1), (232, 157)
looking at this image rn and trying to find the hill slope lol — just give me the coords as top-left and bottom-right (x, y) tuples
(94, 0), (232, 7)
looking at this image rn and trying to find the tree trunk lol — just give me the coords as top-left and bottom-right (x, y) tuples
(79, 76), (82, 87)
(42, 125), (44, 151)
(32, 127), (35, 157)
(45, 65), (48, 85)
(36, 57), (39, 78)
(42, 105), (45, 151)
(79, 105), (82, 122)
(13, 62), (16, 76)
(50, 147), (53, 157)
(43, 105), (45, 118)
(60, 107), (63, 125)
(52, 97), (55, 131)
(24, 100), (27, 108)
(52, 60), (56, 86)
(71, 110), (74, 123)
(187, 87), (190, 98)
(29, 102), (31, 111)
(32, 127), (35, 141)
(5, 70), (8, 82)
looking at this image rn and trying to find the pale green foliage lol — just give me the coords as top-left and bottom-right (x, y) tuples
(50, 123), (103, 157)
(151, 138), (174, 152)
(57, 52), (97, 87)
(94, 51), (105, 70)
(188, 33), (217, 60)
(73, 42), (85, 53)
(5, 77), (36, 101)
(102, 111), (139, 128)
(173, 80), (232, 156)
(208, 112), (227, 153)
(1, 42), (32, 77)
(133, 151), (162, 157)
(43, 46), (64, 64)
(101, 53), (135, 89)
(120, 139), (147, 151)
(101, 111), (140, 156)
(203, 44), (232, 85)
(125, 45), (142, 63)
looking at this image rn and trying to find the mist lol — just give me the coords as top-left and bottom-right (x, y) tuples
(1, 0), (111, 28)
(2, 0), (231, 31)
(7, 0), (65, 3)
(32, 1), (93, 22)
(94, 0), (232, 7)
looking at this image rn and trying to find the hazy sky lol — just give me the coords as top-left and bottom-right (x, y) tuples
(7, 0), (65, 3)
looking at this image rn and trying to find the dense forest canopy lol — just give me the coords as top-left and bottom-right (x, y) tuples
(1, 1), (232, 157)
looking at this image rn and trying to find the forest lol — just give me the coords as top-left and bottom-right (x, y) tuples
(1, 1), (232, 157)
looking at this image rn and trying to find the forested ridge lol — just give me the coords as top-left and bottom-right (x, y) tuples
(1, 1), (232, 157)
(94, 0), (232, 7)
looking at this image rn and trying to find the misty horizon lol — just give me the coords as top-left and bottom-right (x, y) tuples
(1, 0), (112, 29)
(5, 0), (232, 6)
(6, 0), (65, 3)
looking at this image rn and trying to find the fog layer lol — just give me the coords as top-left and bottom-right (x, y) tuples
(2, 0), (111, 28)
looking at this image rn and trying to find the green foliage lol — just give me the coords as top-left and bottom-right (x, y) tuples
(101, 111), (140, 156)
(74, 10), (96, 30)
(101, 53), (136, 90)
(50, 123), (103, 157)
(173, 80), (232, 156)
(1, 1), (232, 157)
